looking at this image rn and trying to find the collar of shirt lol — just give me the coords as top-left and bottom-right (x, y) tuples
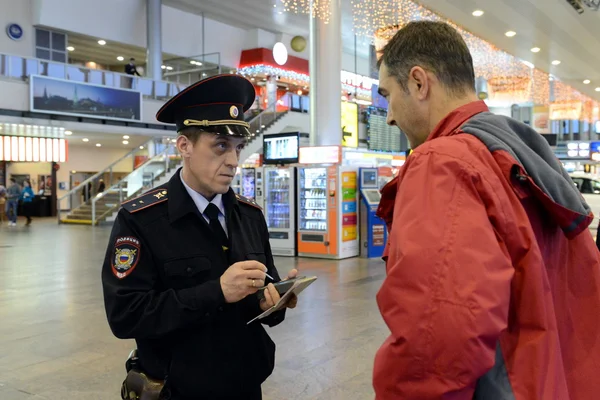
(179, 170), (226, 219)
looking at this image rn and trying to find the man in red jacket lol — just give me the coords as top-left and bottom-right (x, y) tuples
(374, 21), (600, 399)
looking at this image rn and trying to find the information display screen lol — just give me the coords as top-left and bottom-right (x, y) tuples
(263, 132), (299, 164)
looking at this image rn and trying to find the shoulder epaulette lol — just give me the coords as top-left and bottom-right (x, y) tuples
(122, 187), (168, 213)
(235, 193), (262, 210)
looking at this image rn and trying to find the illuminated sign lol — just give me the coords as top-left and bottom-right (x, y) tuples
(299, 146), (341, 164)
(0, 136), (68, 162)
(341, 101), (358, 148)
(340, 71), (379, 91)
(549, 102), (582, 120)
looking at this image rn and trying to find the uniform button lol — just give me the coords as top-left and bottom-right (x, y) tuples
(186, 267), (192, 273)
(218, 306), (224, 312)
(205, 312), (210, 317)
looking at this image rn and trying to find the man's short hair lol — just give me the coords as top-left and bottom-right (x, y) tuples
(379, 21), (476, 96)
(9, 178), (15, 183)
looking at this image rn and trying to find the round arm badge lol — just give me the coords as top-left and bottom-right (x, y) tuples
(112, 236), (141, 279)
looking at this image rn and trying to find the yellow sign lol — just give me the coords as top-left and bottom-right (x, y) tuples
(341, 171), (357, 189)
(342, 226), (357, 241)
(341, 101), (358, 148)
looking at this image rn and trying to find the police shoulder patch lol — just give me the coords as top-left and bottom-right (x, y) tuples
(235, 194), (262, 210)
(122, 187), (168, 214)
(112, 236), (141, 279)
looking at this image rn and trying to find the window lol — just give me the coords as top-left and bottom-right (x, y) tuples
(592, 180), (600, 194)
(35, 28), (67, 63)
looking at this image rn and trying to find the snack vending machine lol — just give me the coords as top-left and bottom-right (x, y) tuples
(263, 166), (297, 256)
(297, 165), (359, 259)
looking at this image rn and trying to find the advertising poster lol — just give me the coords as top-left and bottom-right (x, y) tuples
(31, 75), (142, 122)
(341, 102), (359, 148)
(533, 105), (550, 134)
(341, 171), (357, 242)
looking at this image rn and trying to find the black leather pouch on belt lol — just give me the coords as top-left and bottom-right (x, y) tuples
(121, 369), (165, 400)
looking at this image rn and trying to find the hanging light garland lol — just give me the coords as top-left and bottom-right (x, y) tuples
(237, 64), (310, 86)
(280, 0), (331, 23)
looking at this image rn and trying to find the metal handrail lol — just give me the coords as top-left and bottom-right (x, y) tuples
(90, 143), (178, 224)
(57, 138), (161, 205)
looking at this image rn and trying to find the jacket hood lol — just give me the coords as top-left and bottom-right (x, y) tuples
(461, 112), (593, 237)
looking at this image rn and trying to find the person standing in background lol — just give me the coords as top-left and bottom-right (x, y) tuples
(97, 179), (106, 194)
(20, 180), (35, 226)
(125, 58), (141, 77)
(6, 178), (21, 226)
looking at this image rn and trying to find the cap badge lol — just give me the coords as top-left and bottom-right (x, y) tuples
(230, 105), (239, 118)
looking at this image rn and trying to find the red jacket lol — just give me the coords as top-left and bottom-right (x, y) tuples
(374, 101), (600, 399)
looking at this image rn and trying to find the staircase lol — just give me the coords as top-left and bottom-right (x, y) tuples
(240, 108), (309, 163)
(58, 141), (181, 226)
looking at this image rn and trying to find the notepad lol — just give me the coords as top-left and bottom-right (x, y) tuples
(247, 276), (317, 324)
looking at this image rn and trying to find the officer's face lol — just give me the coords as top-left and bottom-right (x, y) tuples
(178, 132), (247, 199)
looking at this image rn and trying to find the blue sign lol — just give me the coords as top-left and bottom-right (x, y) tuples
(342, 201), (357, 213)
(6, 23), (23, 41)
(590, 141), (600, 153)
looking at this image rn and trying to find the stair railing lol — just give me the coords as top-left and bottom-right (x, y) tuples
(56, 138), (170, 223)
(90, 143), (179, 225)
(246, 93), (292, 144)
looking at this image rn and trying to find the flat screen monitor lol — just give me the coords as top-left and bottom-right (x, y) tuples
(361, 169), (377, 187)
(362, 189), (381, 204)
(263, 132), (300, 164)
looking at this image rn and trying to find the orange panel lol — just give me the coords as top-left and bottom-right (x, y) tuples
(327, 166), (338, 256)
(297, 233), (329, 255)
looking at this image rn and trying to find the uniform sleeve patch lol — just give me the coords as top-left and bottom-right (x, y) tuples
(111, 236), (141, 279)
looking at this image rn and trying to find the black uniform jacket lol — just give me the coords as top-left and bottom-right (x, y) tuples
(102, 170), (286, 398)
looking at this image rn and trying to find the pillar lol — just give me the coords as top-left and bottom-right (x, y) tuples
(309, 0), (342, 146)
(146, 0), (162, 81)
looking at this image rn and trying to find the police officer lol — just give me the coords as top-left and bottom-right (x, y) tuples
(102, 74), (298, 400)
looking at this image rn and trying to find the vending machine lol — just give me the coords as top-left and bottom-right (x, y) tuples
(297, 150), (360, 259)
(358, 167), (387, 258)
(240, 167), (264, 206)
(263, 166), (297, 256)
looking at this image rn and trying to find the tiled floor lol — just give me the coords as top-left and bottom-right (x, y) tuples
(0, 218), (389, 399)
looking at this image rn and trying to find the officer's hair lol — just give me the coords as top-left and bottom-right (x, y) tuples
(178, 127), (208, 144)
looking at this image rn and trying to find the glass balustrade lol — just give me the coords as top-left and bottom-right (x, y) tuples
(0, 53), (187, 101)
(56, 138), (179, 224)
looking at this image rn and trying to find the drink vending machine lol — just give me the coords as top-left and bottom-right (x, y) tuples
(262, 166), (297, 256)
(358, 167), (387, 258)
(296, 148), (360, 260)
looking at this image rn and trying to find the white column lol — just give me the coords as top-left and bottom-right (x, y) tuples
(309, 0), (342, 146)
(146, 0), (162, 81)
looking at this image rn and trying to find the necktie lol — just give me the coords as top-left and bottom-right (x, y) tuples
(204, 203), (228, 250)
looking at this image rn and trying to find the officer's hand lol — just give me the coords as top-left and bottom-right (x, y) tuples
(283, 269), (298, 309)
(259, 269), (299, 311)
(220, 261), (266, 303)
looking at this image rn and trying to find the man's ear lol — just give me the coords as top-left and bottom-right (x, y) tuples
(409, 66), (429, 100)
(176, 135), (192, 158)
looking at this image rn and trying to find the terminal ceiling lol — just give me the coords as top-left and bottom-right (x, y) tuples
(166, 0), (600, 101)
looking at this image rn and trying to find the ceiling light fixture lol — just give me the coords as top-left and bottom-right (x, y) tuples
(98, 40), (106, 45)
(161, 65), (166, 70)
(66, 46), (75, 51)
(123, 135), (130, 139)
(96, 143), (102, 147)
(117, 56), (124, 61)
(584, 79), (591, 84)
(166, 66), (173, 71)
(596, 87), (600, 92)
(139, 146), (144, 149)
(472, 10), (484, 16)
(122, 140), (129, 145)
(82, 138), (89, 142)
(64, 130), (72, 135)
(505, 31), (516, 37)
(531, 47), (541, 53)
(551, 60), (561, 65)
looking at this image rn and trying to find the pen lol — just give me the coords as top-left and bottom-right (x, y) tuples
(265, 272), (275, 281)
